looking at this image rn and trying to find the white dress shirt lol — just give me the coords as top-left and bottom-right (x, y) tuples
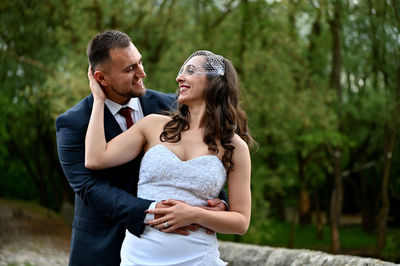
(104, 97), (156, 222)
(105, 97), (144, 130)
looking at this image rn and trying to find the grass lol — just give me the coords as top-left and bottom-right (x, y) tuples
(217, 220), (400, 262)
(0, 198), (59, 219)
(7, 263), (35, 266)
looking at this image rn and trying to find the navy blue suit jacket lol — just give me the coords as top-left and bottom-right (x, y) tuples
(56, 89), (176, 265)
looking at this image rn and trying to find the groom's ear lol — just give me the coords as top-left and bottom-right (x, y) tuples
(93, 71), (109, 87)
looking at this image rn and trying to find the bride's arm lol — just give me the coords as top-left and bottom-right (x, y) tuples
(84, 69), (146, 170)
(148, 136), (251, 235)
(194, 138), (251, 234)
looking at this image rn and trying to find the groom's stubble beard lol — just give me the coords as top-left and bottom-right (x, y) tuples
(110, 82), (147, 99)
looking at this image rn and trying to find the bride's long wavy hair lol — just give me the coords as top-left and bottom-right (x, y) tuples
(160, 53), (254, 173)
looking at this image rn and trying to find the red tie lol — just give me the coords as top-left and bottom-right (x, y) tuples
(118, 107), (134, 129)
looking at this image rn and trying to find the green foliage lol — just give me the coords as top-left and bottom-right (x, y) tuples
(1, 0), (400, 260)
(219, 220), (380, 250)
(382, 229), (400, 262)
(0, 0), (71, 209)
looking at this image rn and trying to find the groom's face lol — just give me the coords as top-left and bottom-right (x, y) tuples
(103, 42), (147, 105)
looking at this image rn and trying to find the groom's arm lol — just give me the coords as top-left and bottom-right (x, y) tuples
(56, 110), (152, 236)
(150, 194), (228, 234)
(218, 189), (229, 210)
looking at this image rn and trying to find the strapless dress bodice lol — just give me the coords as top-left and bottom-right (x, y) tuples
(120, 144), (227, 266)
(138, 144), (227, 206)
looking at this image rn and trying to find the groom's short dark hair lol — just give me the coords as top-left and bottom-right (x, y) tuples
(87, 30), (131, 71)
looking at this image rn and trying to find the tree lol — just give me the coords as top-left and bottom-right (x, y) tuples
(327, 0), (344, 254)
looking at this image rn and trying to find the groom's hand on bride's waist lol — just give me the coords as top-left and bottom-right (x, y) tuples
(147, 201), (195, 236)
(147, 198), (227, 235)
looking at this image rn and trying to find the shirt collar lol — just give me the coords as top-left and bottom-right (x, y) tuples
(105, 98), (141, 116)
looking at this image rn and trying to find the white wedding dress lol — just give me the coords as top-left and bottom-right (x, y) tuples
(120, 144), (228, 266)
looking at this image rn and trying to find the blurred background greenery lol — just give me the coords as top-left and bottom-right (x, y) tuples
(1, 0), (399, 263)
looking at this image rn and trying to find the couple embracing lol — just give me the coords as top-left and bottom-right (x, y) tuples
(56, 30), (253, 266)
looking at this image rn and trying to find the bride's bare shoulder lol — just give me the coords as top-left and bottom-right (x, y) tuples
(144, 113), (171, 122)
(136, 113), (171, 128)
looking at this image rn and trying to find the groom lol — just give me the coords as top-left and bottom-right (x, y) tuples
(56, 30), (227, 266)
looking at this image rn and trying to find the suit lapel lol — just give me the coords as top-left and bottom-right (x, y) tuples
(104, 107), (122, 141)
(88, 94), (123, 140)
(89, 93), (154, 140)
(139, 91), (158, 116)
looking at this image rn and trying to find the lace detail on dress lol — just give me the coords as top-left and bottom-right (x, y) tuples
(138, 144), (227, 206)
(202, 234), (227, 266)
(135, 144), (228, 265)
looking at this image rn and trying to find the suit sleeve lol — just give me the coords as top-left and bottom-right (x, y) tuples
(218, 189), (229, 208)
(56, 112), (152, 236)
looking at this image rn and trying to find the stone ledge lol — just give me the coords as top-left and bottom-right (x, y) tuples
(218, 241), (398, 266)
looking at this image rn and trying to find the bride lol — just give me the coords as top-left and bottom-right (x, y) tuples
(85, 50), (253, 265)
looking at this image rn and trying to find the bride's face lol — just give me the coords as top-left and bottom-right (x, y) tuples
(176, 56), (208, 105)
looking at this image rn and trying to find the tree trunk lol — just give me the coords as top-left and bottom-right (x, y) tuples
(308, 2), (324, 240)
(314, 188), (324, 240)
(330, 148), (343, 254)
(298, 153), (312, 226)
(375, 1), (400, 255)
(328, 0), (343, 254)
(375, 129), (395, 257)
(360, 173), (377, 232)
(375, 57), (400, 256)
(288, 207), (297, 248)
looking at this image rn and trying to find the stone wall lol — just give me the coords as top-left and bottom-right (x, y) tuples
(218, 241), (398, 266)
